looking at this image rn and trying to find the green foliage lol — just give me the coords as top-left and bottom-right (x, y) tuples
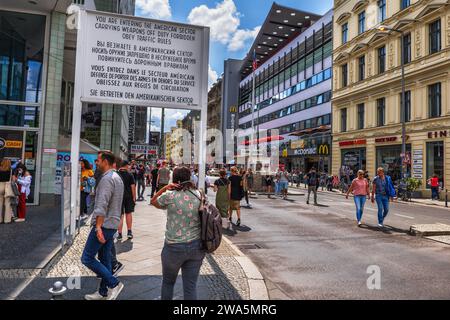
(406, 178), (422, 192)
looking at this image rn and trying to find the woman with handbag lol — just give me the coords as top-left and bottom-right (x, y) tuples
(151, 166), (205, 300)
(15, 164), (32, 222)
(0, 159), (14, 224)
(80, 159), (94, 218)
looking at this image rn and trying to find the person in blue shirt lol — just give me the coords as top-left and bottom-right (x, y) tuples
(371, 167), (396, 228)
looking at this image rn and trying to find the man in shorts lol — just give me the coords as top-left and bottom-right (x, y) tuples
(116, 160), (136, 240)
(228, 167), (243, 226)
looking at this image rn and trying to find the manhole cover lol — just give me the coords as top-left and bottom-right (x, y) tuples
(238, 243), (265, 250)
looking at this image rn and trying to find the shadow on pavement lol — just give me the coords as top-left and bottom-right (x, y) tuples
(359, 224), (410, 235)
(116, 241), (134, 254)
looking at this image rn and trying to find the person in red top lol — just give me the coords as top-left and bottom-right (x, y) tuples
(428, 174), (440, 200)
(346, 170), (370, 226)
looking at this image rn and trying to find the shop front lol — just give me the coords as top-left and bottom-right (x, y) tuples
(0, 9), (47, 204)
(339, 139), (367, 179)
(284, 138), (331, 173)
(375, 143), (411, 183)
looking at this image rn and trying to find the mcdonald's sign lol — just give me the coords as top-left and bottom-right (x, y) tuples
(317, 144), (330, 155)
(229, 106), (237, 113)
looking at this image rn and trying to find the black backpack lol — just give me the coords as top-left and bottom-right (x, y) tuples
(189, 190), (223, 253)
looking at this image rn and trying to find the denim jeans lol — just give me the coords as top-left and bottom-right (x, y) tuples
(353, 195), (367, 222)
(81, 227), (119, 296)
(161, 239), (206, 300)
(274, 182), (280, 195)
(375, 195), (390, 225)
(307, 186), (317, 204)
(431, 187), (439, 200)
(137, 178), (146, 199)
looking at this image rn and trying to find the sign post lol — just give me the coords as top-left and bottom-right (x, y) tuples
(67, 6), (209, 236)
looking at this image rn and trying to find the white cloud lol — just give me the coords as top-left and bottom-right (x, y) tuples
(208, 65), (218, 89)
(187, 0), (240, 45)
(228, 25), (260, 52)
(136, 0), (172, 19)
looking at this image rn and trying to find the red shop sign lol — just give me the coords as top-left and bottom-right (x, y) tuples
(339, 139), (367, 147)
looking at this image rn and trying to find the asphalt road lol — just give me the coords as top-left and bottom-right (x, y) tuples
(209, 186), (450, 299)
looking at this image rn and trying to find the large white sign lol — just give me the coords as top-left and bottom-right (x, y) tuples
(80, 10), (208, 110)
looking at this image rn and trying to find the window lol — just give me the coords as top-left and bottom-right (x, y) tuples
(400, 91), (411, 123)
(342, 23), (348, 45)
(358, 11), (366, 34)
(429, 19), (441, 54)
(0, 11), (46, 103)
(341, 108), (347, 132)
(428, 83), (441, 118)
(358, 55), (365, 81)
(401, 0), (410, 10)
(377, 98), (386, 126)
(402, 33), (411, 64)
(378, 46), (386, 74)
(378, 0), (386, 22)
(342, 64), (348, 88)
(357, 103), (365, 130)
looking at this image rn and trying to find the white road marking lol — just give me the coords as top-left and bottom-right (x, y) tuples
(394, 214), (415, 219)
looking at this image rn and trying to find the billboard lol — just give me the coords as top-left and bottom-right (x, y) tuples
(80, 10), (209, 110)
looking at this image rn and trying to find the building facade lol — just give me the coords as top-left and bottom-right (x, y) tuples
(238, 4), (333, 173)
(332, 0), (450, 196)
(0, 0), (135, 205)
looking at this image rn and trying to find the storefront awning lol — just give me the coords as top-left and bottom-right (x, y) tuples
(288, 125), (331, 137)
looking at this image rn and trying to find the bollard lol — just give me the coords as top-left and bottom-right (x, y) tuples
(445, 189), (448, 207)
(49, 281), (67, 300)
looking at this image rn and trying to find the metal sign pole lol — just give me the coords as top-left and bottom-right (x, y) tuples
(69, 8), (86, 237)
(198, 27), (210, 192)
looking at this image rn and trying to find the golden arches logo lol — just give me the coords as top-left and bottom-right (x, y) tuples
(318, 144), (329, 155)
(229, 106), (237, 113)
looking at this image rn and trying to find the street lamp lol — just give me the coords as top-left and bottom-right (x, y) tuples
(377, 25), (408, 183)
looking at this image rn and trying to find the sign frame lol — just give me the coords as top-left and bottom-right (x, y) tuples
(78, 9), (209, 111)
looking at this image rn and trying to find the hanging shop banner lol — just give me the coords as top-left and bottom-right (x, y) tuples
(80, 10), (209, 110)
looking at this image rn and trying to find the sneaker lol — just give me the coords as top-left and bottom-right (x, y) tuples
(15, 218), (25, 222)
(378, 224), (384, 228)
(306, 201), (309, 205)
(85, 291), (107, 300)
(236, 219), (241, 226)
(358, 221), (362, 226)
(127, 231), (133, 240)
(112, 262), (124, 276)
(117, 233), (123, 241)
(107, 282), (124, 300)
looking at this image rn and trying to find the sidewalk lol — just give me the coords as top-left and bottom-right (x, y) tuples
(7, 197), (268, 300)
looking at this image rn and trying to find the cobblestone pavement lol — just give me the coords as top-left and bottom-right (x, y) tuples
(2, 199), (251, 300)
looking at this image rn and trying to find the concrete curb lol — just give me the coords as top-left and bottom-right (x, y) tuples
(222, 236), (269, 300)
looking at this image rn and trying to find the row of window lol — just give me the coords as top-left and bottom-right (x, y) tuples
(240, 91), (332, 128)
(341, 0), (411, 45)
(240, 113), (332, 136)
(341, 19), (441, 88)
(239, 22), (333, 105)
(340, 82), (442, 132)
(239, 68), (332, 117)
(252, 41), (333, 101)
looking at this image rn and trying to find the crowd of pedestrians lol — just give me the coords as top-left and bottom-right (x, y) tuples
(0, 159), (32, 224)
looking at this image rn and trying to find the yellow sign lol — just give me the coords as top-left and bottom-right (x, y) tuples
(5, 140), (23, 148)
(318, 144), (329, 155)
(290, 140), (304, 149)
(229, 106), (237, 113)
(282, 149), (288, 157)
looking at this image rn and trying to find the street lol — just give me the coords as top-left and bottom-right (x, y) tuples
(216, 187), (450, 299)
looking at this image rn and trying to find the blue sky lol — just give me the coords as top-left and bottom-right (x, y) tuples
(134, 0), (333, 131)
